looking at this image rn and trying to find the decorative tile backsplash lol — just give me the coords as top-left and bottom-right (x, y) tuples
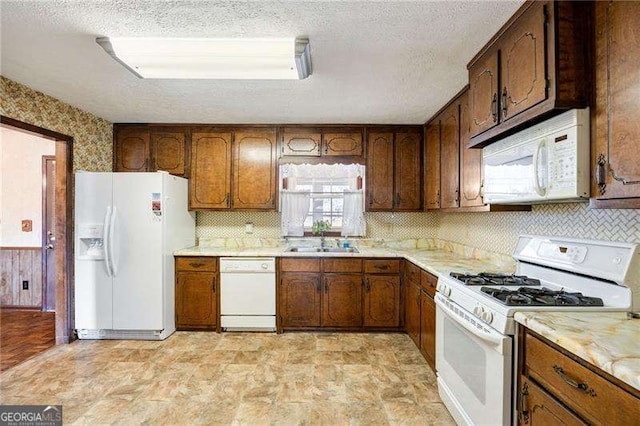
(0, 76), (112, 172)
(196, 211), (438, 241)
(437, 203), (640, 255)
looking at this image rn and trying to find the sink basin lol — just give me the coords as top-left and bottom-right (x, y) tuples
(286, 247), (321, 252)
(321, 247), (359, 253)
(285, 247), (359, 253)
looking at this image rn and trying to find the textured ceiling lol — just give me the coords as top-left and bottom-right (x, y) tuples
(0, 1), (523, 124)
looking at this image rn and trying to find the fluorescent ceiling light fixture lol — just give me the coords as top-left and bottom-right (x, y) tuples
(96, 37), (312, 80)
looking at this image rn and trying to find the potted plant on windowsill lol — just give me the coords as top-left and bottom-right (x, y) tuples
(312, 220), (332, 249)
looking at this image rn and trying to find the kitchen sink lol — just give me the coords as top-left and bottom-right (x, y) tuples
(285, 247), (359, 253)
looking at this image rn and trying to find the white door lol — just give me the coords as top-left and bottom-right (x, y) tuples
(112, 173), (164, 330)
(74, 173), (113, 330)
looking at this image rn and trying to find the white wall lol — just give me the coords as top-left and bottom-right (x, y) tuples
(0, 127), (55, 247)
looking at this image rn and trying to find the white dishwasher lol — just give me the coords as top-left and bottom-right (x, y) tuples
(219, 258), (276, 331)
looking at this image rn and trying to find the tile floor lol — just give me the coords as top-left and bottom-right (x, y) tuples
(0, 332), (454, 425)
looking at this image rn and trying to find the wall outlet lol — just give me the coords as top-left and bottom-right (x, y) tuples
(22, 280), (29, 290)
(245, 222), (254, 234)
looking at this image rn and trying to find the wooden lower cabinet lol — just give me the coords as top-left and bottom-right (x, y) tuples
(420, 291), (436, 370)
(518, 326), (640, 425)
(518, 376), (585, 425)
(322, 274), (363, 327)
(175, 271), (217, 330)
(363, 275), (400, 328)
(404, 279), (421, 347)
(279, 273), (321, 328)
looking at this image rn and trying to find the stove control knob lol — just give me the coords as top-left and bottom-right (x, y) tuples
(482, 311), (494, 324)
(473, 305), (483, 316)
(445, 286), (452, 297)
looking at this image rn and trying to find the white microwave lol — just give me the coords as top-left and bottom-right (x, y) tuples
(482, 108), (590, 204)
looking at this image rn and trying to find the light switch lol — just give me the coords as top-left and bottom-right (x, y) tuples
(21, 220), (32, 232)
(245, 222), (254, 234)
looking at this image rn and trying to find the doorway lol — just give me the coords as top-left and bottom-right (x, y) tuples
(0, 116), (73, 370)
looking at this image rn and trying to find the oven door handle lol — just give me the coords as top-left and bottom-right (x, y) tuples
(435, 295), (506, 347)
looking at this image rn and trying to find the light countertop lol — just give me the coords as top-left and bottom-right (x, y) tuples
(515, 311), (640, 391)
(174, 244), (511, 280)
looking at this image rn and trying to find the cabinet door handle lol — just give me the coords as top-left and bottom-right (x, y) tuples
(552, 365), (597, 396)
(374, 264), (389, 270)
(455, 189), (459, 206)
(212, 282), (216, 292)
(144, 158), (149, 171)
(501, 87), (508, 118)
(519, 382), (529, 424)
(595, 153), (607, 196)
(189, 262), (205, 268)
(226, 192), (231, 207)
(491, 93), (498, 123)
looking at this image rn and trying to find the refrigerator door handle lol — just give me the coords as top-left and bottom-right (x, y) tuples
(103, 206), (113, 277)
(110, 205), (118, 277)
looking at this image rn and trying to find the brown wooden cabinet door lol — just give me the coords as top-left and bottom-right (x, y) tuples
(151, 130), (186, 176)
(175, 271), (217, 329)
(424, 122), (441, 210)
(593, 1), (640, 200)
(499, 1), (547, 121)
(189, 131), (231, 209)
(233, 129), (277, 209)
(404, 279), (421, 347)
(363, 275), (400, 328)
(419, 291), (436, 370)
(114, 127), (150, 172)
(440, 101), (460, 209)
(280, 273), (321, 328)
(517, 377), (585, 426)
(469, 50), (499, 137)
(322, 131), (363, 157)
(395, 132), (422, 210)
(459, 91), (484, 207)
(322, 274), (362, 327)
(281, 128), (321, 157)
(366, 132), (394, 211)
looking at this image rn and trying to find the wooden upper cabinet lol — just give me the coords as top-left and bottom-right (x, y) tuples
(440, 101), (461, 209)
(459, 91), (484, 207)
(322, 274), (363, 327)
(150, 129), (187, 176)
(424, 122), (441, 210)
(233, 128), (277, 210)
(395, 132), (422, 210)
(189, 131), (231, 209)
(366, 132), (394, 210)
(592, 1), (640, 204)
(499, 0), (547, 121)
(322, 130), (363, 157)
(281, 128), (321, 157)
(469, 49), (499, 138)
(467, 1), (589, 147)
(114, 127), (150, 172)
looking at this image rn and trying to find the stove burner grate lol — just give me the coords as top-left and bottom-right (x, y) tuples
(450, 272), (541, 287)
(480, 286), (605, 307)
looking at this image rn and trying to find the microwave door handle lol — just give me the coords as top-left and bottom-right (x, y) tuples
(435, 295), (506, 348)
(533, 139), (547, 197)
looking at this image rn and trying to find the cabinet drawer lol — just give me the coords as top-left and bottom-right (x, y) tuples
(404, 261), (420, 284)
(364, 259), (400, 274)
(524, 332), (640, 424)
(322, 258), (362, 273)
(280, 258), (321, 272)
(420, 270), (437, 297)
(175, 257), (217, 272)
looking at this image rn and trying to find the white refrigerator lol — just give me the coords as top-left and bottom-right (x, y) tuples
(74, 172), (195, 340)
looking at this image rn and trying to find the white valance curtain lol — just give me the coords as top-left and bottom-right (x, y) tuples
(280, 191), (311, 237)
(280, 163), (365, 190)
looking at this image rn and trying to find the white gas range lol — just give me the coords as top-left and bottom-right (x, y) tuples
(434, 235), (640, 426)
